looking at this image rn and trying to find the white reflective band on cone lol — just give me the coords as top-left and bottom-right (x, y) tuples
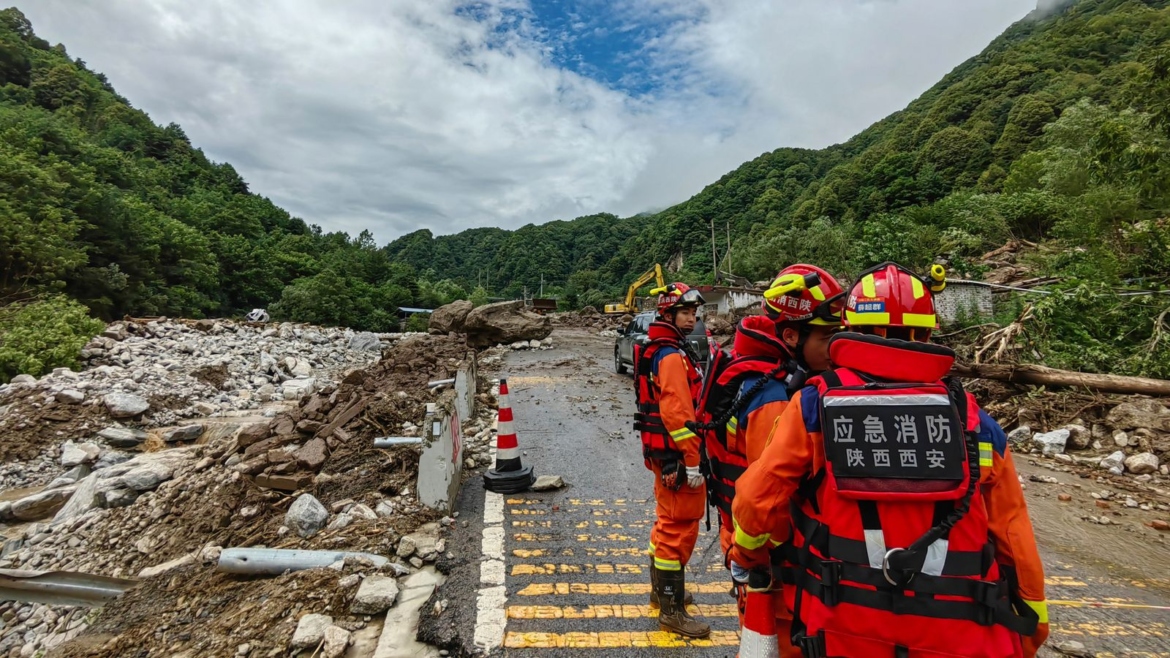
(739, 628), (780, 657)
(496, 447), (521, 461)
(497, 420), (514, 436)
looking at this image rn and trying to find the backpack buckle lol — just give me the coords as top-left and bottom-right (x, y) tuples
(795, 631), (827, 658)
(819, 560), (842, 607)
(882, 548), (916, 587)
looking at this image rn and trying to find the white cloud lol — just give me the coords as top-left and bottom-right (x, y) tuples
(22, 0), (1036, 241)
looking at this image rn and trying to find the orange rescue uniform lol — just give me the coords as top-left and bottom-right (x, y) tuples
(731, 387), (1049, 657)
(648, 349), (706, 571)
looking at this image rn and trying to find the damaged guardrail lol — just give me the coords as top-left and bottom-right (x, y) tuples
(416, 352), (477, 514)
(0, 569), (136, 606)
(216, 548), (391, 575)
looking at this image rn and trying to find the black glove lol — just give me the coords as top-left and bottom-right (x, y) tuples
(660, 458), (684, 491)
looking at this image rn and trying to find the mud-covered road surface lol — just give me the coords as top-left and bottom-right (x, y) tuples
(431, 329), (1170, 657)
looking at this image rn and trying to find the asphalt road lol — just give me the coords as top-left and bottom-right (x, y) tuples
(432, 329), (1170, 657)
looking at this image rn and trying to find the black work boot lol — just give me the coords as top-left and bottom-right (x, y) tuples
(649, 557), (693, 608)
(655, 566), (710, 638)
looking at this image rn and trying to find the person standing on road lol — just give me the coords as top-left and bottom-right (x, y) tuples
(633, 281), (711, 638)
(729, 262), (1048, 658)
(696, 264), (845, 657)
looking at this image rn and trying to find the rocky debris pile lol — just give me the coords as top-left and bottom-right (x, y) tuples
(549, 308), (626, 332)
(225, 333), (477, 495)
(1011, 398), (1170, 480)
(508, 338), (554, 351)
(0, 333), (500, 658)
(0, 318), (389, 467)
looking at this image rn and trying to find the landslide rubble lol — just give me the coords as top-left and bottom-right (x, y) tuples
(0, 328), (502, 658)
(0, 319), (392, 476)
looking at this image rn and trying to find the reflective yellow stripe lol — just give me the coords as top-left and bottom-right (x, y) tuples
(726, 417), (738, 439)
(861, 274), (877, 298)
(979, 442), (994, 468)
(733, 519), (770, 550)
(670, 427), (697, 443)
(902, 312), (937, 328)
(653, 557), (681, 571)
(1023, 599), (1048, 624)
(910, 276), (925, 299)
(647, 542), (655, 556)
(810, 285), (826, 301)
(845, 311), (890, 326)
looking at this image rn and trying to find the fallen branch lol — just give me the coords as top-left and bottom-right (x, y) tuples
(950, 362), (1170, 397)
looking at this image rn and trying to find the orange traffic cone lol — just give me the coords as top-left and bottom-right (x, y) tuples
(738, 573), (779, 658)
(483, 378), (535, 494)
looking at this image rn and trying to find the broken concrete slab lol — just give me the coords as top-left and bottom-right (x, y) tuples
(373, 568), (443, 658)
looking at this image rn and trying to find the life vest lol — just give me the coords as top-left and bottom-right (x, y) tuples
(634, 321), (703, 466)
(696, 316), (800, 526)
(787, 333), (1037, 658)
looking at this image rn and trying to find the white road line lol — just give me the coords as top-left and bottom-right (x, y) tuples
(474, 398), (507, 651)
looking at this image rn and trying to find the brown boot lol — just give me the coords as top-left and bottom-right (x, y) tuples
(655, 566), (710, 638)
(649, 557), (693, 608)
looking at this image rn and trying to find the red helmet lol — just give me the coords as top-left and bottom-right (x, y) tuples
(843, 262), (945, 333)
(654, 282), (705, 316)
(762, 264), (845, 326)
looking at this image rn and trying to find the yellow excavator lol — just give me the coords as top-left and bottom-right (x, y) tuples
(604, 264), (665, 315)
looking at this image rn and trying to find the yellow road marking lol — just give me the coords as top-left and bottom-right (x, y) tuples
(512, 521), (553, 528)
(515, 582), (729, 596)
(504, 631), (740, 648)
(507, 604), (738, 619)
(1047, 576), (1087, 587)
(510, 562), (727, 575)
(507, 499), (542, 505)
(1054, 621), (1167, 638)
(510, 509), (547, 515)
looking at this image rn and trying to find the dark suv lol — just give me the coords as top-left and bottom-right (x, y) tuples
(615, 312), (711, 374)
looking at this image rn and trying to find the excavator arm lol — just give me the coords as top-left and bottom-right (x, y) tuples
(605, 264), (665, 315)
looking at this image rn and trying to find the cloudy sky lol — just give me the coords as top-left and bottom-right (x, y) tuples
(24, 0), (1037, 242)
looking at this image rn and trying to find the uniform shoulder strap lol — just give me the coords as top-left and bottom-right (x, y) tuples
(943, 376), (969, 429)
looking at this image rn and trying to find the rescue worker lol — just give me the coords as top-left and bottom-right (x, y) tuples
(730, 262), (1048, 658)
(696, 265), (844, 658)
(633, 282), (710, 638)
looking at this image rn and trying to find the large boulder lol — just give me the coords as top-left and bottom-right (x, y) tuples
(1106, 399), (1170, 433)
(429, 300), (474, 335)
(462, 300), (552, 348)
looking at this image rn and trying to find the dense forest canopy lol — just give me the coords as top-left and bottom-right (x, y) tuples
(2, 0), (1170, 380)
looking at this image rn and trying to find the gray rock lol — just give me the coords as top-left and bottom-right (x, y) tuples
(350, 503), (377, 521)
(1033, 429), (1070, 456)
(55, 389), (85, 405)
(322, 625), (351, 658)
(1054, 640), (1091, 657)
(290, 614), (333, 650)
(99, 488), (139, 508)
(1106, 399), (1170, 432)
(532, 475), (566, 491)
(1100, 450), (1126, 474)
(350, 575), (400, 615)
(1063, 424), (1091, 451)
(348, 332), (383, 351)
(97, 427), (148, 448)
(120, 463), (174, 491)
(52, 474), (101, 524)
(9, 374), (36, 385)
(103, 393), (150, 418)
(375, 500), (396, 518)
(282, 378), (316, 401)
(428, 300), (473, 335)
(1113, 430), (1129, 448)
(463, 300), (552, 348)
(60, 441), (100, 468)
(1125, 452), (1159, 475)
(1006, 426), (1031, 444)
(162, 424), (204, 443)
(286, 494), (329, 538)
(94, 450), (132, 470)
(46, 465), (90, 490)
(11, 487), (77, 521)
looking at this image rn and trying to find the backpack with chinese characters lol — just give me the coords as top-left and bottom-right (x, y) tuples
(785, 364), (1037, 658)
